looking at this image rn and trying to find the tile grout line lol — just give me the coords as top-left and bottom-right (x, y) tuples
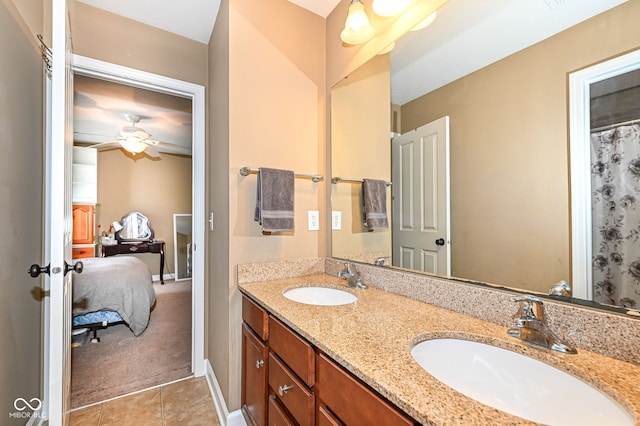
(97, 403), (104, 426)
(160, 386), (166, 426)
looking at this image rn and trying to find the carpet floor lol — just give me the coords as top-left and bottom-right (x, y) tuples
(70, 280), (192, 408)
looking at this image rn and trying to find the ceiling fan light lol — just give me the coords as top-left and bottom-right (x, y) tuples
(119, 137), (147, 154)
(341, 0), (374, 45)
(132, 129), (151, 140)
(372, 0), (410, 17)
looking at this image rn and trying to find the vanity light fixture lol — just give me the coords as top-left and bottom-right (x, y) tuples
(372, 0), (411, 17)
(340, 0), (375, 45)
(377, 42), (395, 55)
(119, 136), (148, 154)
(411, 11), (437, 31)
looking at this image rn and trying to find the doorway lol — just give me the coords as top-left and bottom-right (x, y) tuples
(392, 116), (451, 275)
(570, 48), (640, 305)
(70, 55), (205, 406)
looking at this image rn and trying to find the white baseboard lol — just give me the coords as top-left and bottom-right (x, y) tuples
(152, 273), (174, 282)
(204, 359), (247, 426)
(228, 409), (247, 426)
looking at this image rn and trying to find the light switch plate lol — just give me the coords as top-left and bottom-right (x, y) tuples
(332, 211), (342, 230)
(308, 210), (320, 231)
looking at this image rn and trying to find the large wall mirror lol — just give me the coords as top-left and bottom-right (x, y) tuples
(330, 0), (640, 314)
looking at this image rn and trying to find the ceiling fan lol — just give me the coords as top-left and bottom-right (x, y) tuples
(92, 113), (161, 158)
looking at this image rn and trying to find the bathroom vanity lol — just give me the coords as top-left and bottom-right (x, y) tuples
(241, 293), (414, 425)
(239, 269), (640, 425)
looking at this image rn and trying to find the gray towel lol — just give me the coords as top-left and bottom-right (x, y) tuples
(362, 178), (389, 231)
(254, 167), (295, 234)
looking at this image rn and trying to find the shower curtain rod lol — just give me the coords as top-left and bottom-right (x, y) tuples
(591, 118), (640, 133)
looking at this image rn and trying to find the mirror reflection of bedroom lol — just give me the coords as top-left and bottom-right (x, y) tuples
(70, 75), (194, 408)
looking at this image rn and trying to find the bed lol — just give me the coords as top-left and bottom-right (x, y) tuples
(72, 256), (156, 341)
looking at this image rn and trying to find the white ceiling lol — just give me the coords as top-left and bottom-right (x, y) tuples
(76, 0), (222, 44)
(73, 0), (628, 152)
(76, 0), (628, 104)
(390, 0), (628, 104)
(73, 75), (193, 155)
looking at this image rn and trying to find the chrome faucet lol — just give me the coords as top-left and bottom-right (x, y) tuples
(337, 262), (367, 289)
(548, 280), (572, 297)
(507, 295), (577, 354)
(374, 256), (390, 267)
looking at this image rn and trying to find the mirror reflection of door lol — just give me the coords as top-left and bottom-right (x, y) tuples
(392, 116), (450, 275)
(589, 68), (640, 309)
(173, 214), (192, 281)
(570, 49), (640, 308)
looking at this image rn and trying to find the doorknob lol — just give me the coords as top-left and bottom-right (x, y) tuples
(435, 238), (445, 246)
(28, 263), (50, 278)
(64, 261), (83, 276)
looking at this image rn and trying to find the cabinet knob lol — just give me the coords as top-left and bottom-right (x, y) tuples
(278, 384), (293, 397)
(256, 359), (264, 369)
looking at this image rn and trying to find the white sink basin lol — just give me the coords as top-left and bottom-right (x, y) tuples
(283, 286), (357, 306)
(411, 338), (634, 425)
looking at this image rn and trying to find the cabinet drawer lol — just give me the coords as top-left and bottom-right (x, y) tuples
(316, 352), (414, 426)
(243, 296), (269, 341)
(269, 352), (314, 426)
(72, 247), (94, 259)
(317, 405), (343, 426)
(269, 316), (315, 387)
(268, 396), (295, 426)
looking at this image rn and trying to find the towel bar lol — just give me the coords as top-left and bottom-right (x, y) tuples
(240, 167), (324, 183)
(332, 177), (392, 187)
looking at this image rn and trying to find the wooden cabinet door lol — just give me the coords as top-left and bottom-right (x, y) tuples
(72, 204), (94, 244)
(242, 324), (269, 426)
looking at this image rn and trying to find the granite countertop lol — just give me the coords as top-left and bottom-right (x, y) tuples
(239, 274), (640, 426)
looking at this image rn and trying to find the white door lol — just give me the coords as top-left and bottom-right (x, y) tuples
(392, 116), (450, 274)
(44, 0), (75, 423)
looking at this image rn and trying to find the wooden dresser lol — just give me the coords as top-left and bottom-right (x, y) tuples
(72, 204), (95, 259)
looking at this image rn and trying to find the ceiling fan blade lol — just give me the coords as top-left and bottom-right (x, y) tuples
(144, 145), (161, 158)
(88, 141), (120, 149)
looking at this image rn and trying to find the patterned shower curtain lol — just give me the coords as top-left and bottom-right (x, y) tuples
(591, 124), (640, 309)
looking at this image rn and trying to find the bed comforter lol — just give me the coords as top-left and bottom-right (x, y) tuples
(72, 256), (156, 336)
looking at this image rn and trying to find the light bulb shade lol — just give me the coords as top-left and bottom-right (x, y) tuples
(411, 11), (437, 31)
(119, 137), (147, 154)
(372, 0), (410, 17)
(378, 42), (395, 55)
(340, 0), (374, 45)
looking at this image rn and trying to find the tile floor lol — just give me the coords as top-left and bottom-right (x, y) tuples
(69, 377), (221, 426)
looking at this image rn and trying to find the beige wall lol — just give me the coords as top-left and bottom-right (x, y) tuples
(9, 0), (44, 41)
(1, 0), (44, 421)
(96, 150), (192, 277)
(206, 0), (326, 410)
(331, 54), (391, 262)
(207, 0), (231, 409)
(69, 2), (208, 86)
(400, 1), (640, 292)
